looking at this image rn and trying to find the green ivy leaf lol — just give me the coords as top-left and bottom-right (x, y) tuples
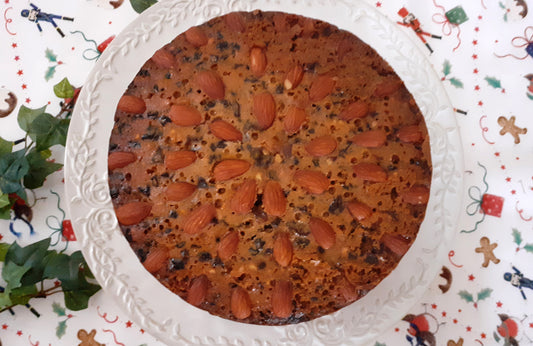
(59, 251), (101, 311)
(443, 60), (451, 76)
(45, 48), (57, 62)
(512, 228), (522, 246)
(45, 66), (57, 82)
(23, 149), (63, 189)
(0, 193), (9, 209)
(485, 76), (502, 89)
(0, 291), (12, 309)
(52, 302), (66, 317)
(524, 244), (533, 253)
(477, 288), (493, 301)
(6, 239), (52, 287)
(9, 284), (38, 306)
(458, 290), (474, 303)
(18, 105), (47, 132)
(2, 261), (31, 290)
(0, 201), (13, 220)
(0, 149), (29, 201)
(0, 137), (13, 156)
(0, 243), (10, 261)
(28, 113), (70, 151)
(53, 78), (74, 99)
(43, 253), (70, 280)
(63, 282), (101, 311)
(56, 320), (67, 339)
(449, 78), (464, 88)
(129, 0), (158, 13)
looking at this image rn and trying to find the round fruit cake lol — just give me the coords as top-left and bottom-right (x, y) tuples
(107, 10), (432, 325)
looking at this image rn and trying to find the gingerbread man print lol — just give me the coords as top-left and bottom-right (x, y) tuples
(498, 116), (527, 143)
(475, 236), (501, 267)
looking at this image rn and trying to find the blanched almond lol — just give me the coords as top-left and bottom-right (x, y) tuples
(272, 280), (293, 318)
(339, 101), (369, 121)
(168, 104), (202, 126)
(273, 232), (293, 267)
(230, 179), (257, 214)
(182, 203), (216, 235)
(187, 275), (209, 306)
(108, 151), (136, 170)
(213, 159), (251, 181)
(402, 186), (430, 205)
(397, 125), (423, 143)
(339, 278), (359, 303)
(166, 182), (197, 201)
(284, 64), (304, 90)
(305, 135), (337, 157)
(209, 120), (242, 141)
(115, 201), (152, 226)
(309, 217), (336, 249)
(165, 151), (197, 170)
(253, 92), (276, 130)
(225, 12), (246, 33)
(142, 247), (168, 274)
(293, 170), (329, 194)
(231, 286), (252, 319)
(263, 180), (286, 216)
(117, 95), (146, 114)
(352, 163), (387, 182)
(195, 70), (225, 100)
(374, 78), (402, 97)
(250, 47), (267, 76)
(351, 129), (387, 148)
(346, 201), (373, 221)
(218, 231), (239, 261)
(381, 234), (410, 256)
(309, 75), (335, 102)
(185, 26), (208, 47)
(283, 106), (307, 135)
(150, 48), (175, 69)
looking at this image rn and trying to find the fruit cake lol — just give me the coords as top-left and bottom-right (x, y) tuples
(107, 10), (432, 325)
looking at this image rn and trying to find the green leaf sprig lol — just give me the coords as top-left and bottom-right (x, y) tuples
(0, 77), (77, 218)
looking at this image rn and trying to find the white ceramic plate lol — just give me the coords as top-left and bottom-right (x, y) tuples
(64, 0), (464, 344)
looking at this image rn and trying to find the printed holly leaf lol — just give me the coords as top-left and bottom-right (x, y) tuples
(449, 78), (464, 88)
(0, 137), (12, 156)
(28, 113), (70, 151)
(443, 60), (451, 76)
(0, 149), (29, 201)
(512, 228), (522, 246)
(499, 2), (506, 9)
(129, 0), (158, 13)
(45, 48), (57, 62)
(477, 288), (492, 301)
(45, 66), (57, 82)
(17, 105), (47, 132)
(53, 78), (74, 99)
(485, 76), (502, 89)
(524, 244), (533, 253)
(23, 149), (62, 189)
(56, 320), (67, 339)
(374, 342), (386, 346)
(458, 290), (474, 303)
(52, 302), (66, 317)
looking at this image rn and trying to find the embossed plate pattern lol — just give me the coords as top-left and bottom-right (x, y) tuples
(64, 0), (463, 344)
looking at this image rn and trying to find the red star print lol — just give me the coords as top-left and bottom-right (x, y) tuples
(511, 190), (516, 195)
(376, 1), (382, 6)
(472, 40), (478, 45)
(14, 56), (19, 61)
(17, 70), (23, 76)
(473, 68), (479, 74)
(529, 322), (533, 328)
(11, 43), (17, 48)
(501, 88), (506, 93)
(496, 301), (503, 307)
(474, 85), (480, 90)
(25, 98), (31, 104)
(506, 177), (511, 182)
(478, 101), (483, 106)
(474, 27), (479, 32)
(126, 321), (133, 328)
(468, 274), (475, 281)
(472, 54), (478, 59)
(495, 152), (500, 156)
(54, 280), (61, 286)
(140, 329), (145, 334)
(478, 15), (482, 20)
(16, 330), (22, 336)
(501, 165), (506, 169)
(466, 326), (472, 332)
(431, 304), (437, 309)
(21, 84), (27, 90)
(481, 333), (486, 339)
(395, 327), (400, 332)
(5, 0), (10, 4)
(453, 319), (458, 324)
(2, 324), (7, 330)
(442, 311), (447, 317)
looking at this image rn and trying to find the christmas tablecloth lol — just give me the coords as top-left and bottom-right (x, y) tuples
(1, 0), (532, 345)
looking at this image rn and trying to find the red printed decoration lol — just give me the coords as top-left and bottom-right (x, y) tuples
(480, 194), (504, 217)
(61, 219), (76, 241)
